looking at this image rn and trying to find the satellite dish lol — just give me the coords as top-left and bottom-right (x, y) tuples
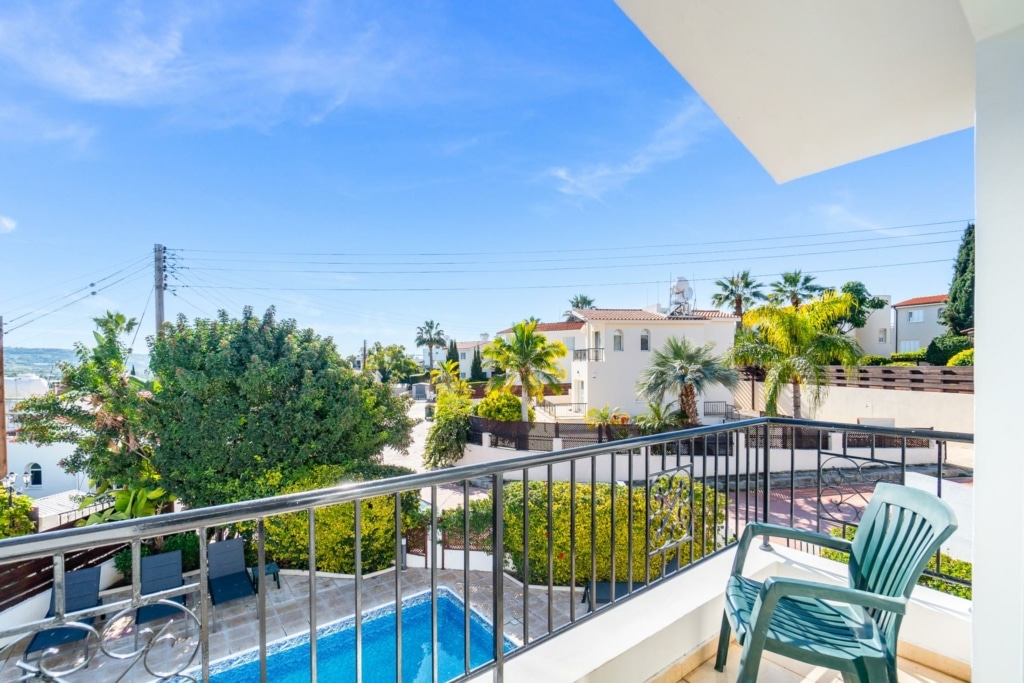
(670, 276), (693, 315)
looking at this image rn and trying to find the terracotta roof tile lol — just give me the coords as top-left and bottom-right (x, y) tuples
(456, 341), (487, 349)
(496, 321), (584, 334)
(572, 308), (738, 321)
(892, 294), (947, 308)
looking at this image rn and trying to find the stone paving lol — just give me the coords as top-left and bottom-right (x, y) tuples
(0, 567), (583, 682)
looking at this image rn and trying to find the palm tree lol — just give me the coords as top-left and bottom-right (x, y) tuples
(415, 320), (446, 371)
(483, 320), (568, 422)
(634, 400), (685, 435)
(730, 293), (861, 418)
(768, 270), (825, 307)
(710, 271), (766, 326)
(636, 337), (739, 427)
(430, 359), (460, 392)
(564, 294), (596, 321)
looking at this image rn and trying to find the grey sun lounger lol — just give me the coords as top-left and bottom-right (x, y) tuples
(23, 566), (102, 662)
(207, 538), (255, 607)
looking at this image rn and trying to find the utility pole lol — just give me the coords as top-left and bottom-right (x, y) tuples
(154, 244), (165, 336)
(0, 317), (7, 477)
(362, 339), (367, 372)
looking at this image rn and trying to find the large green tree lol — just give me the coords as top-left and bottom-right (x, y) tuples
(731, 294), (861, 418)
(941, 223), (975, 334)
(146, 308), (415, 508)
(565, 294), (596, 321)
(364, 343), (419, 384)
(415, 320), (446, 371)
(470, 348), (486, 381)
(710, 271), (766, 325)
(636, 337), (739, 426)
(769, 270), (826, 307)
(446, 339), (459, 366)
(483, 320), (568, 422)
(832, 281), (888, 333)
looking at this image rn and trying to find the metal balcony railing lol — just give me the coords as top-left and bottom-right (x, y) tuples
(0, 418), (973, 682)
(571, 348), (603, 362)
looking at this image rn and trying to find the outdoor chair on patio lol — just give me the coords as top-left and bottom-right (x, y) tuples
(207, 538), (255, 608)
(715, 482), (957, 683)
(138, 550), (186, 624)
(23, 566), (102, 664)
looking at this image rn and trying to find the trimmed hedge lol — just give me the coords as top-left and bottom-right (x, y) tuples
(887, 361), (919, 367)
(889, 349), (927, 362)
(821, 526), (971, 600)
(496, 476), (726, 585)
(859, 355), (891, 366)
(264, 463), (422, 574)
(925, 335), (973, 366)
(948, 348), (974, 366)
(475, 390), (534, 422)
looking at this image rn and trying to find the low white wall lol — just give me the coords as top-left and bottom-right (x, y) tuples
(468, 545), (971, 683)
(735, 382), (974, 434)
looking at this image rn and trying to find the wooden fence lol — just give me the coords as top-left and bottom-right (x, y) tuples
(825, 366), (973, 393)
(0, 542), (123, 614)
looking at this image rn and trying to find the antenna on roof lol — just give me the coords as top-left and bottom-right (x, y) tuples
(669, 276), (693, 316)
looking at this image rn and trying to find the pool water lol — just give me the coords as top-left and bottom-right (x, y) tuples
(203, 588), (513, 683)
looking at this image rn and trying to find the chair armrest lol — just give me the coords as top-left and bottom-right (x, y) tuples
(731, 523), (853, 576)
(760, 577), (907, 615)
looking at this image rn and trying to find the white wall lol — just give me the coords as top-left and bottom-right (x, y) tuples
(573, 319), (736, 420)
(735, 381), (974, 434)
(895, 302), (947, 352)
(5, 441), (85, 500)
(852, 297), (894, 357)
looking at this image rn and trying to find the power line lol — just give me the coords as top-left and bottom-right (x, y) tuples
(172, 228), (963, 268)
(176, 257), (954, 293)
(0, 254), (150, 311)
(178, 238), (959, 276)
(171, 218), (972, 258)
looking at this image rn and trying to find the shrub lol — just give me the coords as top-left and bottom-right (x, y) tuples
(924, 335), (973, 366)
(889, 349), (927, 362)
(476, 390), (534, 422)
(114, 544), (152, 579)
(821, 526), (971, 600)
(264, 464), (421, 574)
(859, 355), (891, 366)
(0, 493), (35, 539)
(438, 498), (494, 552)
(424, 390), (473, 469)
(494, 476), (726, 585)
(948, 348), (974, 366)
(162, 533), (201, 572)
(887, 361), (919, 367)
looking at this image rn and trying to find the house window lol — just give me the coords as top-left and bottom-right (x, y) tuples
(878, 328), (887, 344)
(907, 310), (924, 323)
(460, 352), (466, 360)
(459, 372), (466, 379)
(594, 331), (602, 349)
(640, 330), (650, 351)
(563, 336), (575, 351)
(899, 340), (921, 352)
(613, 330), (623, 352)
(27, 463), (42, 487)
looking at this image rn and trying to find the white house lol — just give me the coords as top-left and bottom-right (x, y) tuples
(455, 335), (493, 379)
(566, 306), (739, 421)
(850, 294), (895, 357)
(892, 294), (949, 353)
(495, 321), (586, 383)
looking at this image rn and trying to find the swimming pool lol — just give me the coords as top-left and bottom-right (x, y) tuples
(198, 588), (513, 683)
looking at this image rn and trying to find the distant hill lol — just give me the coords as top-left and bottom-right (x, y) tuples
(4, 348), (152, 379)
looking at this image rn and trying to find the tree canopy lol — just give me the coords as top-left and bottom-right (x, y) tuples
(941, 223), (975, 334)
(710, 271), (766, 322)
(565, 294), (595, 320)
(364, 342), (419, 384)
(146, 307), (415, 508)
(446, 339), (459, 365)
(470, 348), (486, 381)
(831, 281), (887, 332)
(769, 271), (826, 307)
(636, 337), (738, 426)
(415, 320), (446, 371)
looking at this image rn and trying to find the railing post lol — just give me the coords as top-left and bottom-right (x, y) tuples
(492, 473), (505, 683)
(760, 422), (772, 551)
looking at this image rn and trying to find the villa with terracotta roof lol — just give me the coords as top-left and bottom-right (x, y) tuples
(892, 294), (949, 353)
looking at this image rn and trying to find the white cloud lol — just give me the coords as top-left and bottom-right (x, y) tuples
(0, 215), (15, 233)
(0, 1), (426, 128)
(546, 100), (717, 201)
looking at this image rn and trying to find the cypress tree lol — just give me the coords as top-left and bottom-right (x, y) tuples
(941, 223), (974, 334)
(470, 348), (486, 381)
(446, 339), (459, 364)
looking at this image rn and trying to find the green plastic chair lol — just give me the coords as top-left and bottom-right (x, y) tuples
(715, 483), (958, 683)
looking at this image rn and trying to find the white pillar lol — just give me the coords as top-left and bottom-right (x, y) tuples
(973, 22), (1024, 682)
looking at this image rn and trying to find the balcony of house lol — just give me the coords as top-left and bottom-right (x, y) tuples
(0, 418), (972, 682)
(572, 348), (604, 363)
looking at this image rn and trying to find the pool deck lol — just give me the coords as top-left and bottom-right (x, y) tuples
(0, 568), (583, 682)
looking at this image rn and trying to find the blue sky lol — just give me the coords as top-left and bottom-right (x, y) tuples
(0, 1), (974, 359)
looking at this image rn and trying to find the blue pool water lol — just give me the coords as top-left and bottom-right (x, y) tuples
(200, 588), (513, 683)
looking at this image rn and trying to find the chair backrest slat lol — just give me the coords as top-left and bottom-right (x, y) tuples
(46, 566), (102, 617)
(207, 538), (246, 580)
(141, 550), (183, 595)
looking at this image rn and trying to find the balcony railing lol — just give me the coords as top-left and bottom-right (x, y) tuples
(537, 399), (587, 419)
(571, 348), (603, 362)
(0, 418), (972, 682)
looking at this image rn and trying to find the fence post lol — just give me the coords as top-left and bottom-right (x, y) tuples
(552, 437), (563, 451)
(483, 433), (492, 448)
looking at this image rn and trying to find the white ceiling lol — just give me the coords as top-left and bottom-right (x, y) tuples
(615, 0), (979, 182)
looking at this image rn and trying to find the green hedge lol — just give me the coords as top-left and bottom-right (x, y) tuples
(821, 526), (971, 600)
(887, 361), (919, 367)
(859, 355), (891, 366)
(889, 349), (927, 362)
(263, 464), (422, 574)
(925, 335), (973, 366)
(475, 390), (534, 422)
(494, 476), (726, 585)
(948, 348), (974, 366)
(0, 493), (35, 540)
(424, 390), (472, 469)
